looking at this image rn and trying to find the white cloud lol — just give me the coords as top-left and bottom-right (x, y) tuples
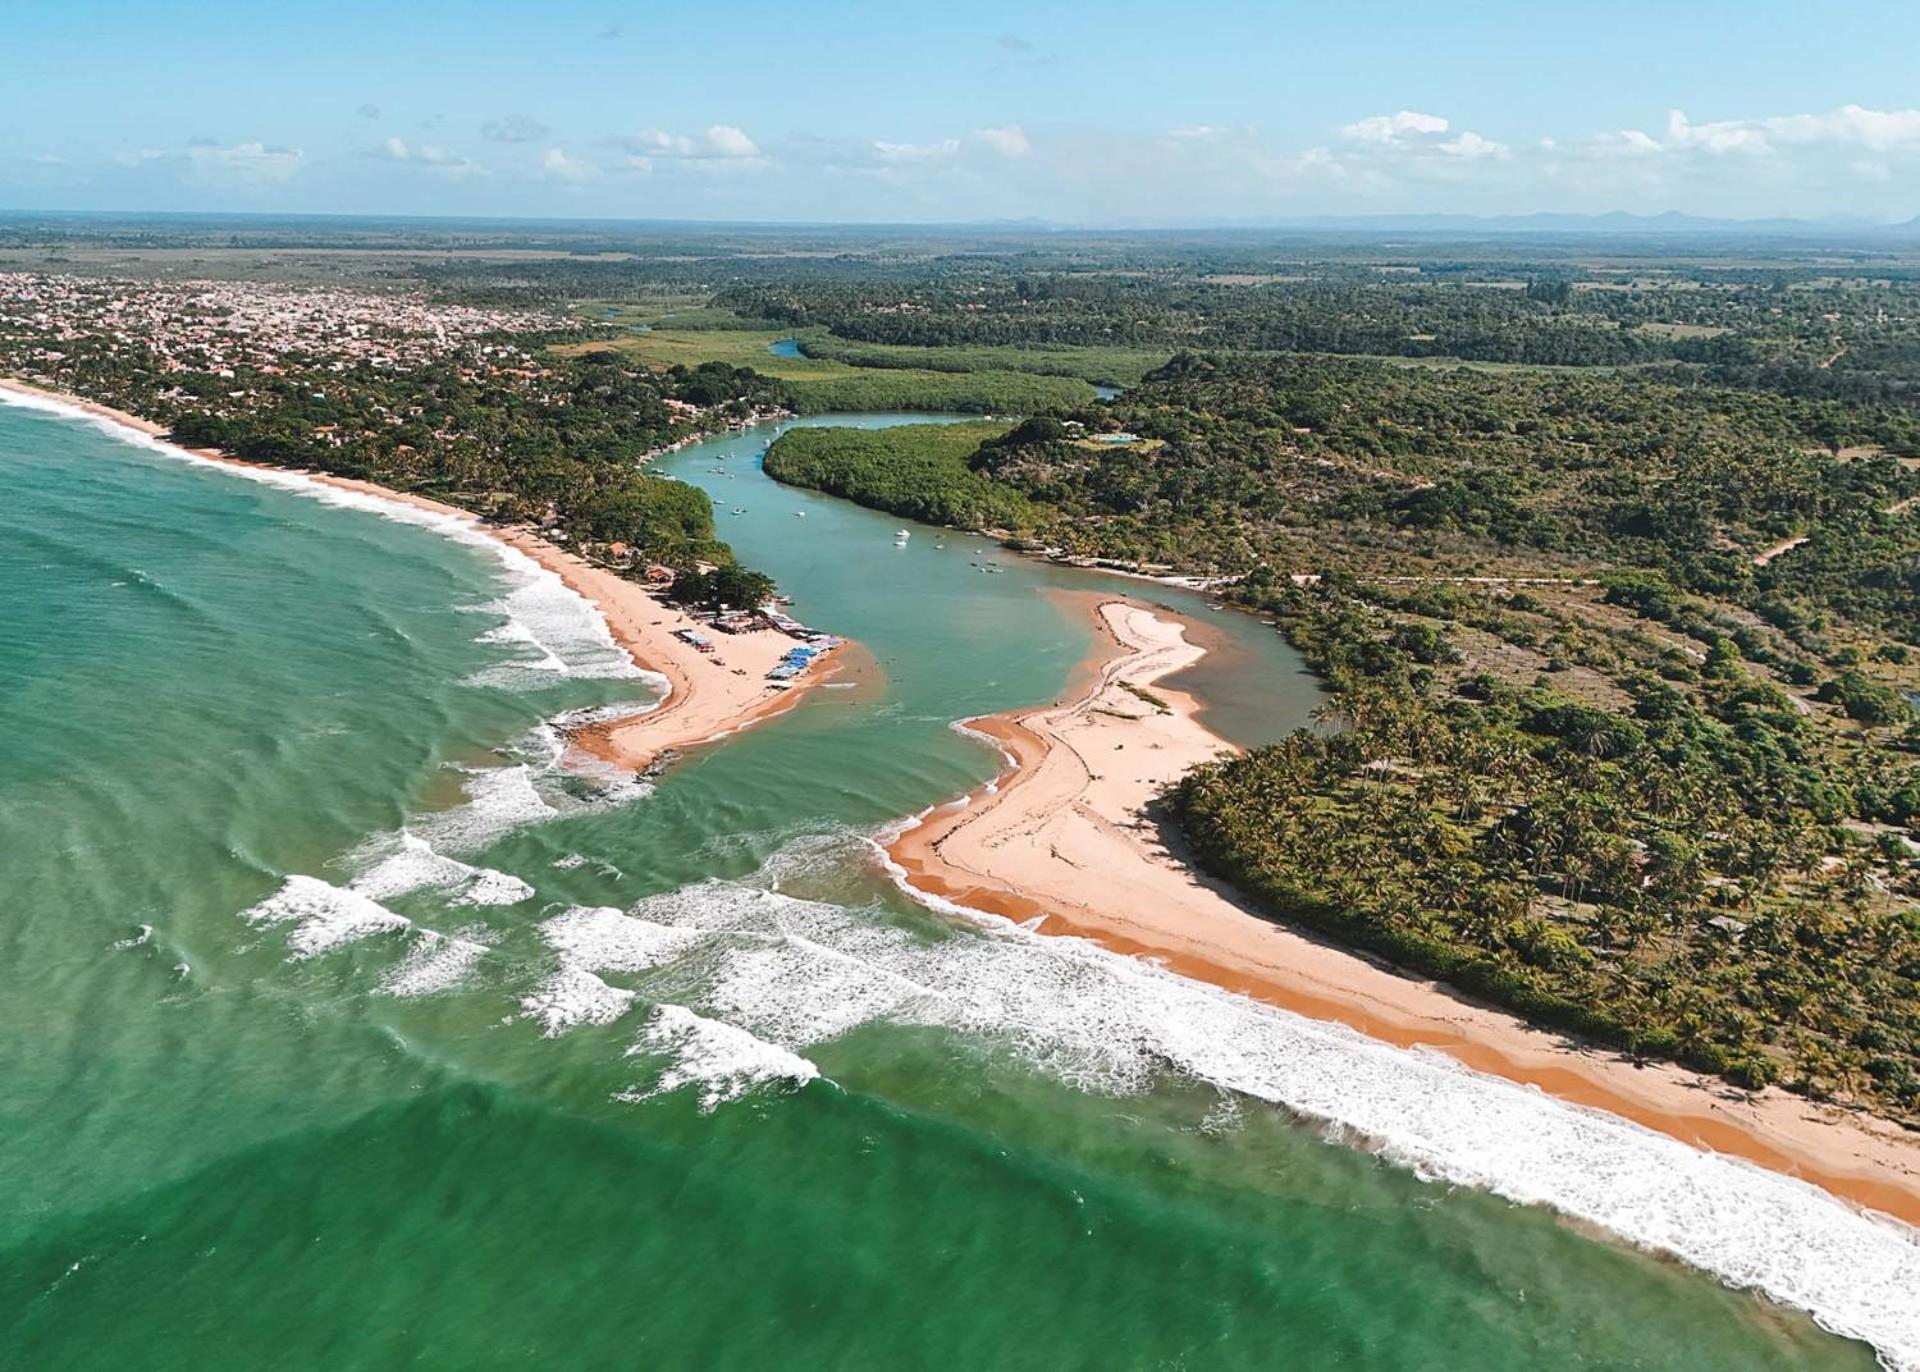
(541, 146), (597, 181)
(67, 100), (1920, 222)
(1665, 109), (1771, 156)
(872, 138), (961, 162)
(624, 129), (697, 158)
(1659, 103), (1920, 156)
(184, 141), (304, 185)
(975, 124), (1031, 157)
(1341, 111), (1449, 144)
(1437, 131), (1507, 160)
(1542, 104), (1920, 174)
(705, 124), (761, 158)
(1329, 109), (1507, 165)
(1778, 104), (1920, 149)
(374, 137), (485, 178)
(1254, 144), (1346, 183)
(616, 125), (763, 162)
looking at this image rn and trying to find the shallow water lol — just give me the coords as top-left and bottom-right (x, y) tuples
(0, 399), (1902, 1370)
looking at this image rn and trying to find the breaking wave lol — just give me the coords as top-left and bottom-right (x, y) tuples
(379, 927), (492, 998)
(618, 1004), (820, 1113)
(508, 837), (1920, 1369)
(349, 831), (535, 906)
(240, 874), (412, 959)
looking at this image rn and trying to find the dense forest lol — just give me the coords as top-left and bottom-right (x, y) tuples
(1171, 579), (1919, 1118)
(165, 355), (762, 563)
(765, 422), (1034, 529)
(773, 366), (1091, 416)
(714, 266), (1920, 411)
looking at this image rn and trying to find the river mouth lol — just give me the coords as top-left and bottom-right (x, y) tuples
(668, 411), (1324, 749)
(0, 398), (1899, 1372)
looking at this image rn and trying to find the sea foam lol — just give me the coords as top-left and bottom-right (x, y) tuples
(618, 1004), (820, 1113)
(379, 928), (491, 998)
(350, 830), (536, 905)
(519, 967), (638, 1037)
(598, 850), (1920, 1370)
(412, 765), (558, 852)
(240, 875), (412, 958)
(537, 904), (708, 974)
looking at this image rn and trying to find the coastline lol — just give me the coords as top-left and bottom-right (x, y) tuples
(0, 377), (834, 771)
(10, 370), (1920, 1360)
(887, 592), (1920, 1228)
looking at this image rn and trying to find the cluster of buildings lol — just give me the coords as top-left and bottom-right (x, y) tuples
(0, 272), (562, 384)
(672, 602), (842, 685)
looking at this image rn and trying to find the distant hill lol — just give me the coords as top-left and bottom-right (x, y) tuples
(1231, 211), (1920, 239)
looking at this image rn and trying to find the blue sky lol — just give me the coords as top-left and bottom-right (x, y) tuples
(5, 0), (1920, 222)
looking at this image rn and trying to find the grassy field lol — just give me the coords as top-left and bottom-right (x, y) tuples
(553, 325), (854, 379)
(555, 326), (1097, 413)
(565, 296), (712, 330)
(794, 334), (1172, 386)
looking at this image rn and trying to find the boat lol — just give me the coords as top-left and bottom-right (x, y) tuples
(794, 510), (806, 517)
(894, 529), (910, 542)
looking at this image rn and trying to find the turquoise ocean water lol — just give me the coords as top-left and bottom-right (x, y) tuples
(0, 396), (1910, 1370)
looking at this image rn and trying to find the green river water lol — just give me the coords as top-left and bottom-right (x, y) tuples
(0, 398), (1906, 1370)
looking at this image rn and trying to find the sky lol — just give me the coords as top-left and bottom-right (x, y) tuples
(5, 0), (1920, 225)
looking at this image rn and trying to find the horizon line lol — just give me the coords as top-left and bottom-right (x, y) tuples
(2, 206), (1918, 239)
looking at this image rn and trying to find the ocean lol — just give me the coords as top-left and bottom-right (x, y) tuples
(0, 396), (1909, 1370)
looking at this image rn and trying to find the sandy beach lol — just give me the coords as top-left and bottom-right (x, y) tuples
(490, 528), (839, 771)
(0, 377), (834, 771)
(12, 371), (1919, 1226)
(889, 594), (1920, 1226)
